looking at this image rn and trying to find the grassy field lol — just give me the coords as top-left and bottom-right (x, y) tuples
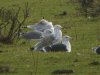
(0, 0), (100, 75)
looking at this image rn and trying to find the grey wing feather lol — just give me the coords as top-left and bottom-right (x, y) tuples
(34, 34), (55, 50)
(22, 31), (42, 39)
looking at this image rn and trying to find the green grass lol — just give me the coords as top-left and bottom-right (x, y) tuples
(0, 0), (100, 75)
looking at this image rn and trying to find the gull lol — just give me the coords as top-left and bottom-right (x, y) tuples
(20, 19), (54, 40)
(19, 31), (42, 40)
(16, 31), (43, 48)
(23, 19), (54, 32)
(34, 29), (55, 52)
(52, 25), (62, 45)
(45, 35), (71, 52)
(62, 35), (71, 52)
(18, 19), (54, 40)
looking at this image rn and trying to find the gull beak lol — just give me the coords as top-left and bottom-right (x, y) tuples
(60, 26), (63, 29)
(65, 35), (72, 39)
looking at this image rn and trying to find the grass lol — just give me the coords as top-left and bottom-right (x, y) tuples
(0, 0), (100, 75)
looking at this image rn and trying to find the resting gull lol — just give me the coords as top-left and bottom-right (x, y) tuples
(34, 29), (55, 52)
(19, 31), (42, 40)
(23, 19), (54, 32)
(52, 25), (62, 45)
(45, 35), (71, 52)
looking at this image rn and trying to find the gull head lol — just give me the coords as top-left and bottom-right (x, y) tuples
(54, 25), (62, 29)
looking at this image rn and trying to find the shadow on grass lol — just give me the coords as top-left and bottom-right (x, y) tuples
(52, 69), (74, 74)
(89, 61), (100, 66)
